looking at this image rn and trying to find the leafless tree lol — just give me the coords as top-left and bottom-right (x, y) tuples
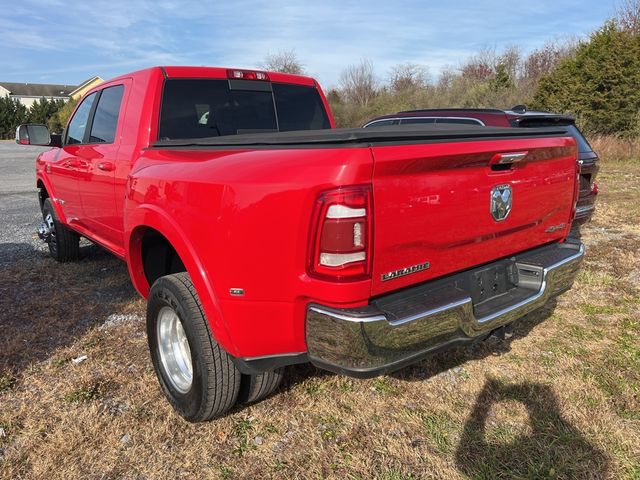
(616, 0), (640, 33)
(521, 40), (578, 83)
(262, 50), (305, 75)
(389, 63), (429, 92)
(339, 60), (378, 107)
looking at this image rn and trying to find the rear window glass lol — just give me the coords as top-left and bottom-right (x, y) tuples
(565, 125), (593, 153)
(159, 79), (330, 140)
(273, 83), (331, 132)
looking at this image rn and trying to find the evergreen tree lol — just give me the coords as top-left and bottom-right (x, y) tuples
(0, 96), (28, 139)
(533, 21), (640, 135)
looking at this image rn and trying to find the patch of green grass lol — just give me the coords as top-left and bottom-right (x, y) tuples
(372, 377), (397, 395)
(231, 418), (255, 456)
(263, 423), (278, 434)
(621, 316), (640, 332)
(304, 381), (326, 397)
(623, 460), (640, 480)
(579, 303), (626, 316)
(539, 337), (572, 357)
(0, 373), (16, 392)
(319, 415), (343, 442)
(567, 324), (602, 342)
(217, 466), (234, 479)
(581, 331), (640, 420)
(377, 470), (417, 480)
(338, 379), (355, 392)
(63, 382), (105, 403)
(421, 412), (454, 454)
(576, 269), (617, 288)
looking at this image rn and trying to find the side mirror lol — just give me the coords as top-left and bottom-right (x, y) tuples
(15, 124), (55, 146)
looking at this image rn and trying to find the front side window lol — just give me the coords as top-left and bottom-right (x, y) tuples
(89, 85), (124, 143)
(66, 92), (97, 144)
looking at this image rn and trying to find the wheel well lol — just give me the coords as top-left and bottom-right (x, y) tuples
(37, 181), (49, 211)
(140, 228), (187, 287)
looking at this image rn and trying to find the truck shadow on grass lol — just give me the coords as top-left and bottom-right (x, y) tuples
(0, 242), (138, 381)
(455, 378), (609, 478)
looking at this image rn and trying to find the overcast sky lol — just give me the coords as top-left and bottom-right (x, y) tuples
(0, 0), (617, 89)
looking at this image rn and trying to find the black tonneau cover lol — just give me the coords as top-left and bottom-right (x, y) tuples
(152, 124), (570, 149)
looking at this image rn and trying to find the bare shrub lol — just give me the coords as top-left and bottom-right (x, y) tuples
(262, 50), (305, 75)
(339, 60), (379, 107)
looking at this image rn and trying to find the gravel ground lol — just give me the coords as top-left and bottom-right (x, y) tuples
(0, 141), (50, 265)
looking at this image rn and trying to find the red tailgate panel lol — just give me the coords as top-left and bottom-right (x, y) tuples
(370, 137), (577, 296)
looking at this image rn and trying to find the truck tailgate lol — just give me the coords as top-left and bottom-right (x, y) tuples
(370, 136), (577, 296)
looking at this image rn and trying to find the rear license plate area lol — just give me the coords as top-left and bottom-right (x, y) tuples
(469, 261), (518, 304)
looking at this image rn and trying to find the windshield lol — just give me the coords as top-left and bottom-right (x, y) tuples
(158, 79), (331, 140)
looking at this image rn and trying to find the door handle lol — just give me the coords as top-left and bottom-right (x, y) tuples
(490, 152), (528, 165)
(63, 159), (81, 168)
(98, 162), (115, 172)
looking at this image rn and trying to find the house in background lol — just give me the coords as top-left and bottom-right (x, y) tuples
(69, 76), (103, 101)
(0, 76), (103, 108)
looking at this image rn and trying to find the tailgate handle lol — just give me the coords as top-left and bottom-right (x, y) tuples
(490, 152), (528, 165)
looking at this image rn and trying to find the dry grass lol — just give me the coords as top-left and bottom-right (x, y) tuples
(1, 160), (639, 479)
(589, 135), (640, 163)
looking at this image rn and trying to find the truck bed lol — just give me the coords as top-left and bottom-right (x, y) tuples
(152, 124), (570, 148)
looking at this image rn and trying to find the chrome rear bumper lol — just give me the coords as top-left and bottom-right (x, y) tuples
(306, 242), (584, 377)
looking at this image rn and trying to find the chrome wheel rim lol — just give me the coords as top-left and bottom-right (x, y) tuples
(157, 306), (193, 394)
(45, 213), (57, 253)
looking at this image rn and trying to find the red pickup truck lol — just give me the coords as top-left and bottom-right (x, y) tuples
(17, 66), (585, 422)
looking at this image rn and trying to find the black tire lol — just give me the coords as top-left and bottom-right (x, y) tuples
(147, 272), (241, 422)
(238, 369), (284, 404)
(42, 198), (80, 262)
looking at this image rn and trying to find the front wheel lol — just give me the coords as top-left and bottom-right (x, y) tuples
(41, 198), (80, 262)
(147, 272), (241, 422)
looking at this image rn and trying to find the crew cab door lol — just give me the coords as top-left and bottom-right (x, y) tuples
(49, 91), (98, 224)
(76, 83), (128, 252)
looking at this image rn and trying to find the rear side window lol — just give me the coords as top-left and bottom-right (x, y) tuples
(435, 118), (483, 126)
(159, 79), (330, 140)
(400, 118), (436, 125)
(66, 92), (97, 144)
(89, 85), (124, 143)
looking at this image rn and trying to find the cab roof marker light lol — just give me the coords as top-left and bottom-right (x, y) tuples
(226, 69), (270, 81)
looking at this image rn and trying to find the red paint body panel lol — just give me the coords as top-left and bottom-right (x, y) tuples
(369, 138), (577, 296)
(33, 66), (578, 360)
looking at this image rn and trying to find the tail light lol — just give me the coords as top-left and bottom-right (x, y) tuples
(308, 185), (373, 281)
(227, 69), (270, 81)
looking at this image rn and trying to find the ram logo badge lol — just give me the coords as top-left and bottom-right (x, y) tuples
(491, 184), (512, 221)
(382, 261), (430, 282)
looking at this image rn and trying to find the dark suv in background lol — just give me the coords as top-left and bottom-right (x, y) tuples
(363, 106), (599, 229)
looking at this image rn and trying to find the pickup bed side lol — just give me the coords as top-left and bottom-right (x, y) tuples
(126, 126), (580, 363)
